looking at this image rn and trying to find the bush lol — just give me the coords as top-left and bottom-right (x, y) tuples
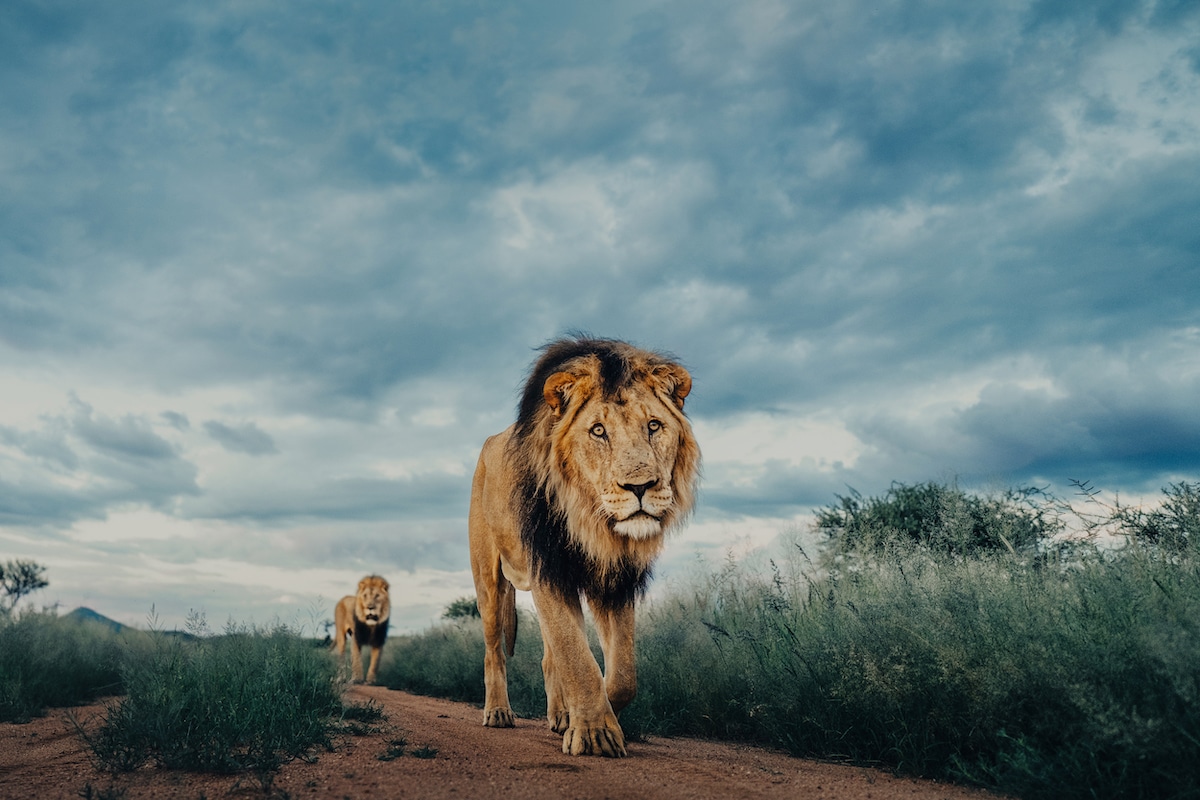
(379, 610), (549, 719)
(384, 482), (1200, 800)
(1111, 481), (1200, 554)
(632, 540), (1200, 799)
(0, 560), (48, 615)
(442, 596), (480, 619)
(0, 611), (133, 723)
(814, 481), (1058, 558)
(82, 622), (342, 776)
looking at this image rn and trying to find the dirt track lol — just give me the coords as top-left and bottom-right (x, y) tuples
(0, 686), (1003, 799)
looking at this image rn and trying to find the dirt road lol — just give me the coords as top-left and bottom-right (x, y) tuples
(0, 686), (1002, 799)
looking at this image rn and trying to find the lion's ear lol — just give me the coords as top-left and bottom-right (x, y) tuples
(543, 371), (577, 416)
(653, 364), (692, 410)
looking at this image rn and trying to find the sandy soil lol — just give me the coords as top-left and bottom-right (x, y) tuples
(0, 686), (1005, 800)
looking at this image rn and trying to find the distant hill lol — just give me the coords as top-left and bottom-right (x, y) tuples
(64, 606), (128, 632)
(62, 607), (200, 640)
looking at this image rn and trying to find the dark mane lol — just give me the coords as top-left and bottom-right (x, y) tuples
(509, 334), (671, 609)
(515, 471), (652, 609)
(353, 617), (388, 648)
(513, 335), (638, 442)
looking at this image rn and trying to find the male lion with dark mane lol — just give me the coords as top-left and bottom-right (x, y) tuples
(469, 336), (700, 757)
(333, 575), (390, 684)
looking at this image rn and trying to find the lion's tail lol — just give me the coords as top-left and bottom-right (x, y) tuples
(500, 578), (517, 658)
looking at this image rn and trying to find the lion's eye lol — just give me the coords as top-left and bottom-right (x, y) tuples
(648, 419), (662, 434)
(590, 423), (606, 438)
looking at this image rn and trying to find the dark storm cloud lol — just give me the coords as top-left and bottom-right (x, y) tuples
(953, 370), (1200, 487)
(1, 0), (1197, 543)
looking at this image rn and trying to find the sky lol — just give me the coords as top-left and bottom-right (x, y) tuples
(2, 0), (1198, 633)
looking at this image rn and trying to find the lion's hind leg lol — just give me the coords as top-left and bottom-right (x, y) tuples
(469, 432), (519, 728)
(477, 569), (516, 728)
(333, 598), (353, 682)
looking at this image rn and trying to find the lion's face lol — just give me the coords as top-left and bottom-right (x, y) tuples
(543, 361), (697, 543)
(355, 576), (390, 627)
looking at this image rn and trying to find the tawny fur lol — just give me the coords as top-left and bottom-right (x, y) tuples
(333, 575), (390, 685)
(469, 336), (700, 757)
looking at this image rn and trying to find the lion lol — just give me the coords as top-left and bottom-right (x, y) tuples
(468, 336), (700, 757)
(333, 575), (391, 684)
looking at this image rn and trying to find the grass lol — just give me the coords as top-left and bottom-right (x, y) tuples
(336, 697), (387, 737)
(0, 611), (137, 723)
(377, 736), (408, 761)
(382, 482), (1200, 800)
(5, 480), (1194, 799)
(79, 621), (343, 778)
(625, 540), (1200, 799)
(3, 612), (357, 791)
(380, 609), (552, 719)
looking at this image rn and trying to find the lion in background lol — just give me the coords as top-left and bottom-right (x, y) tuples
(469, 336), (700, 757)
(334, 575), (390, 684)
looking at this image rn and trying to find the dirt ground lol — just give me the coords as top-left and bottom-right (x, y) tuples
(0, 685), (1005, 800)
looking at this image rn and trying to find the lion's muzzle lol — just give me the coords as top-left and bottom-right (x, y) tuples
(606, 471), (673, 525)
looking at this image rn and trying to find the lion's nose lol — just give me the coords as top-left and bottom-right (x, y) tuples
(621, 480), (657, 501)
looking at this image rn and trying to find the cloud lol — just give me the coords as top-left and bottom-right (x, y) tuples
(203, 420), (277, 455)
(183, 469), (467, 524)
(70, 398), (177, 461)
(0, 397), (199, 527)
(2, 0), (1198, 629)
(839, 335), (1200, 494)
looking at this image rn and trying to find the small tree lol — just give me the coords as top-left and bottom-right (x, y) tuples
(442, 596), (480, 619)
(815, 481), (1059, 560)
(0, 560), (49, 614)
(1060, 479), (1200, 557)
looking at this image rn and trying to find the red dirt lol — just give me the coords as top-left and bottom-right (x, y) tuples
(0, 686), (1005, 799)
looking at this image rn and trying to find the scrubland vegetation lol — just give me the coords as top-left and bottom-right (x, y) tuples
(1, 605), (362, 787)
(382, 481), (1200, 800)
(0, 610), (132, 723)
(3, 481), (1196, 799)
(78, 616), (344, 777)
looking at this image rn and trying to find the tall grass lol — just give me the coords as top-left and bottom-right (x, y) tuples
(380, 610), (550, 719)
(628, 540), (1200, 799)
(0, 611), (136, 723)
(386, 483), (1199, 800)
(82, 622), (343, 776)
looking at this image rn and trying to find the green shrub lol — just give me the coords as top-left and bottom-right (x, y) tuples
(82, 623), (342, 776)
(379, 611), (549, 719)
(384, 482), (1200, 800)
(0, 611), (133, 723)
(628, 530), (1200, 800)
(1112, 481), (1200, 554)
(815, 481), (1058, 558)
(442, 596), (481, 619)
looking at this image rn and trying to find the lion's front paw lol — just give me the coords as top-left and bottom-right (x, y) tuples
(562, 720), (627, 757)
(550, 709), (570, 734)
(483, 707), (515, 728)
